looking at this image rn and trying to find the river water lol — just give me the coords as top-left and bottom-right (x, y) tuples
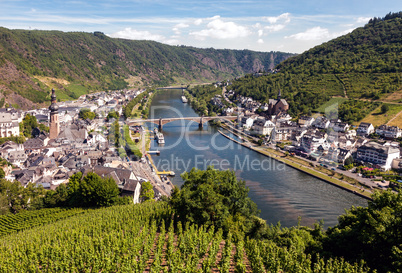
(148, 89), (367, 228)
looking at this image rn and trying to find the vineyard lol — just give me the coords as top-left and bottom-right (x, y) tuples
(0, 207), (86, 237)
(0, 201), (369, 272)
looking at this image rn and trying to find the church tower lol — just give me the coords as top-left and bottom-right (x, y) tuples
(277, 89), (282, 100)
(49, 88), (60, 139)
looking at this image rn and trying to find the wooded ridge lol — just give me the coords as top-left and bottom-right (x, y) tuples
(0, 27), (294, 109)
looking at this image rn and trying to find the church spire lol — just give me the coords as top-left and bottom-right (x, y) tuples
(49, 88), (60, 139)
(277, 89), (282, 100)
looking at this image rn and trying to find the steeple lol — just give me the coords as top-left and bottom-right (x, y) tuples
(277, 89), (282, 100)
(49, 88), (60, 139)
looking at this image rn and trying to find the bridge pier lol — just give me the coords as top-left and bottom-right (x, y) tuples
(199, 117), (204, 129)
(159, 118), (163, 131)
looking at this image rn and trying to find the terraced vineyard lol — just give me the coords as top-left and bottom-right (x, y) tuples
(0, 202), (369, 272)
(0, 207), (86, 237)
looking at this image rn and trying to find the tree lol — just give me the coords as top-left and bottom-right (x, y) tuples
(68, 172), (120, 207)
(79, 108), (96, 120)
(107, 110), (119, 121)
(324, 190), (402, 273)
(170, 167), (259, 233)
(0, 179), (45, 213)
(21, 114), (38, 137)
(140, 181), (154, 202)
(381, 104), (389, 114)
(344, 155), (354, 166)
(0, 168), (5, 179)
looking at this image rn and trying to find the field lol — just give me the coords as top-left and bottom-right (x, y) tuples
(382, 89), (402, 103)
(0, 202), (368, 272)
(357, 103), (402, 127)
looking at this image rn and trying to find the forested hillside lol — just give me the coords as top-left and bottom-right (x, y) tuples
(229, 12), (402, 119)
(0, 27), (293, 109)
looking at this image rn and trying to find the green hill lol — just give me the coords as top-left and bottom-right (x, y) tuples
(0, 201), (369, 272)
(229, 12), (402, 121)
(0, 27), (293, 109)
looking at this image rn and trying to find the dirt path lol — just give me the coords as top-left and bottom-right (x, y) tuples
(386, 109), (402, 125)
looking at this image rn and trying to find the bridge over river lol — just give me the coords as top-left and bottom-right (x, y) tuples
(127, 116), (237, 130)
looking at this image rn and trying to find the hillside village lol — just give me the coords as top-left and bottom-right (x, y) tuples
(214, 83), (402, 178)
(1, 81), (402, 197)
(0, 88), (174, 203)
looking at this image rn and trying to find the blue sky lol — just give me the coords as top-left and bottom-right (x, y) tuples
(0, 0), (400, 53)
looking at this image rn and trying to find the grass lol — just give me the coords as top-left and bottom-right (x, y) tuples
(65, 84), (88, 99)
(315, 97), (348, 114)
(356, 103), (402, 127)
(382, 89), (402, 103)
(387, 111), (402, 127)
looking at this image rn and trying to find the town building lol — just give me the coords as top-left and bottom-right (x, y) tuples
(268, 90), (289, 115)
(298, 116), (315, 127)
(312, 116), (330, 129)
(375, 125), (402, 139)
(253, 119), (275, 136)
(300, 130), (328, 154)
(357, 122), (375, 136)
(356, 142), (400, 170)
(0, 108), (21, 137)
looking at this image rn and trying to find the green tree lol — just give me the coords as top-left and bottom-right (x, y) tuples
(170, 167), (259, 233)
(21, 114), (38, 137)
(0, 179), (44, 213)
(106, 110), (119, 121)
(324, 190), (402, 273)
(0, 169), (5, 179)
(140, 181), (154, 202)
(79, 108), (96, 120)
(344, 155), (354, 166)
(67, 172), (120, 208)
(381, 104), (389, 113)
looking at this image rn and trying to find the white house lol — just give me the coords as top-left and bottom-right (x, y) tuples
(376, 125), (402, 139)
(357, 122), (375, 136)
(331, 121), (350, 132)
(356, 142), (400, 170)
(253, 119), (275, 136)
(241, 116), (255, 130)
(0, 109), (20, 137)
(313, 116), (330, 129)
(300, 131), (328, 153)
(298, 116), (315, 127)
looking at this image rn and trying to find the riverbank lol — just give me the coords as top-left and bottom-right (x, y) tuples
(217, 127), (373, 200)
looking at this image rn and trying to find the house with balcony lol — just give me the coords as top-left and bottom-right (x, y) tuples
(356, 142), (400, 170)
(375, 125), (402, 139)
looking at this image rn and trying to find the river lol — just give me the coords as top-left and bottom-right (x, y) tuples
(147, 89), (367, 228)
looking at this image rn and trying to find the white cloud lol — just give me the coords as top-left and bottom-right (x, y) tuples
(285, 26), (354, 41)
(173, 22), (190, 35)
(110, 28), (178, 45)
(194, 18), (203, 25)
(258, 29), (263, 37)
(286, 27), (329, 40)
(357, 17), (371, 24)
(175, 23), (189, 29)
(263, 13), (290, 24)
(190, 16), (250, 40)
(257, 39), (264, 44)
(265, 24), (285, 32)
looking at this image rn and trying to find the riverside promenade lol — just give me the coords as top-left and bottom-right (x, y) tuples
(217, 128), (373, 200)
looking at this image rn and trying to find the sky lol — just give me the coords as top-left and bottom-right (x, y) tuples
(0, 0), (400, 53)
